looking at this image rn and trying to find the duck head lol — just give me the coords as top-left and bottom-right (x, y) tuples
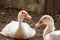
(35, 15), (54, 28)
(18, 10), (32, 20)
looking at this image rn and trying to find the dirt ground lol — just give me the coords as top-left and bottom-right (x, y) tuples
(0, 8), (60, 40)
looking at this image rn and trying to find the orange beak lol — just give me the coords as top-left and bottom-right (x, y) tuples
(35, 22), (40, 28)
(35, 19), (43, 28)
(25, 13), (32, 21)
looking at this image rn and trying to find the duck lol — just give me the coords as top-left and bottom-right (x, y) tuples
(0, 10), (36, 39)
(35, 15), (60, 40)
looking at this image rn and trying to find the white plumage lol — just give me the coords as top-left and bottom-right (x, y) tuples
(35, 15), (60, 40)
(0, 10), (36, 39)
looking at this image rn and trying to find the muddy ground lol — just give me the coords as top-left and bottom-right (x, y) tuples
(0, 8), (60, 40)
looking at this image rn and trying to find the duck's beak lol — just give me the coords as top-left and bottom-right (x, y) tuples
(26, 13), (32, 21)
(35, 19), (43, 28)
(27, 15), (32, 20)
(35, 22), (40, 28)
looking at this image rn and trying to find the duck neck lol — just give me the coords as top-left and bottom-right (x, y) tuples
(43, 24), (55, 37)
(18, 16), (24, 27)
(14, 16), (24, 37)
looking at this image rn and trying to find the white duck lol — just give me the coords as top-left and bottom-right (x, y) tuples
(0, 10), (36, 39)
(35, 15), (60, 40)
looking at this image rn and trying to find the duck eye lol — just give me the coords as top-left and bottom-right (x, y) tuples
(44, 17), (46, 19)
(22, 12), (24, 14)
